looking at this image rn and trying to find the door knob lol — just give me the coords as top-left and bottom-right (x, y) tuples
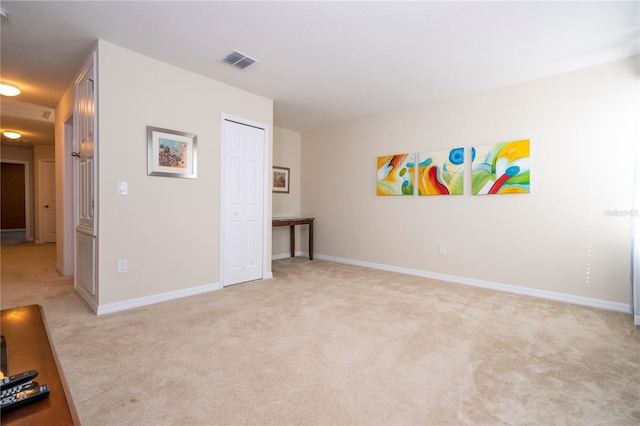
(44, 205), (49, 208)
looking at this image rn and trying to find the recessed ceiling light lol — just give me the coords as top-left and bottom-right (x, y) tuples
(0, 83), (21, 97)
(3, 131), (22, 140)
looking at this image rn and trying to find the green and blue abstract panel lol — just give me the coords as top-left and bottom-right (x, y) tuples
(472, 140), (530, 195)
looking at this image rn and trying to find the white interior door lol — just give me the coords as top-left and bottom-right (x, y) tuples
(221, 118), (266, 286)
(39, 159), (56, 243)
(76, 62), (96, 236)
(74, 53), (98, 301)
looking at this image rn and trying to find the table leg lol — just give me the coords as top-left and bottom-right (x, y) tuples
(290, 225), (295, 257)
(309, 221), (314, 260)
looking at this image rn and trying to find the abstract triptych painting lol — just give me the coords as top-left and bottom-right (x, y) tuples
(377, 139), (530, 196)
(376, 154), (415, 196)
(417, 147), (465, 196)
(471, 139), (530, 195)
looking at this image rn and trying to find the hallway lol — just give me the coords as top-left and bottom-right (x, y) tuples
(0, 242), (75, 311)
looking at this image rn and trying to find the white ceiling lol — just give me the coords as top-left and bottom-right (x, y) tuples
(1, 1), (638, 146)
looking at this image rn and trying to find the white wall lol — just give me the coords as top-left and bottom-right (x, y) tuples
(302, 56), (639, 307)
(272, 126), (302, 257)
(97, 40), (273, 306)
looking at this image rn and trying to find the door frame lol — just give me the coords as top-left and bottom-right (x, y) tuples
(219, 113), (272, 287)
(59, 112), (75, 276)
(0, 160), (32, 241)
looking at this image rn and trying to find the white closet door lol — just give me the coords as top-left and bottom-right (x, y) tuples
(222, 119), (265, 286)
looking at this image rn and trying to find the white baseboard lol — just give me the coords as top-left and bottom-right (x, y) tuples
(313, 254), (631, 314)
(75, 283), (99, 313)
(96, 282), (222, 315)
(272, 252), (292, 260)
(55, 263), (73, 278)
(272, 250), (308, 260)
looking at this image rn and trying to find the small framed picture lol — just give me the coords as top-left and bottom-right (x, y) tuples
(147, 126), (197, 178)
(272, 166), (290, 193)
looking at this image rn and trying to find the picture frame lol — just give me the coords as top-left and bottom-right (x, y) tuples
(147, 126), (197, 178)
(272, 166), (290, 193)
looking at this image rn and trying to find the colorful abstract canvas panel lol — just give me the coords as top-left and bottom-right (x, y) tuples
(417, 147), (464, 195)
(377, 154), (415, 195)
(471, 139), (530, 195)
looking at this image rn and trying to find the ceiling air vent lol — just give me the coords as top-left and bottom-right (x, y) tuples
(2, 98), (55, 122)
(222, 50), (259, 70)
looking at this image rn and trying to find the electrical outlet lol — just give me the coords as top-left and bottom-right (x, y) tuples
(439, 245), (446, 255)
(117, 259), (128, 273)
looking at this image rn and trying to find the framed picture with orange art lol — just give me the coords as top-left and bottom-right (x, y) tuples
(272, 166), (290, 193)
(147, 126), (197, 178)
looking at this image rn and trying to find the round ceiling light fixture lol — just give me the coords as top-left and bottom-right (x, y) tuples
(0, 83), (21, 97)
(3, 131), (22, 140)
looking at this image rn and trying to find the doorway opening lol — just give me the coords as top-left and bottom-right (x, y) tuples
(1, 160), (31, 245)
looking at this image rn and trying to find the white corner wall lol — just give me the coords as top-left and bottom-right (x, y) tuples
(302, 56), (639, 308)
(272, 126), (302, 258)
(97, 40), (273, 307)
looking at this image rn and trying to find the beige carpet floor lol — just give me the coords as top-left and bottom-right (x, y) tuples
(1, 242), (640, 425)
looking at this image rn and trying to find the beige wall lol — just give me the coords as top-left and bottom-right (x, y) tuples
(97, 40), (273, 305)
(33, 145), (54, 159)
(302, 56), (639, 306)
(272, 126), (302, 257)
(0, 145), (33, 163)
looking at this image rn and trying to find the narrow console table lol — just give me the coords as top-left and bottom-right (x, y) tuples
(1, 305), (79, 425)
(272, 217), (315, 260)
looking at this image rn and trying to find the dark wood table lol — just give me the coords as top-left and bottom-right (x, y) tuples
(272, 217), (315, 260)
(1, 305), (79, 425)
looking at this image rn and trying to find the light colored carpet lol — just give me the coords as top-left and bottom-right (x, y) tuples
(1, 242), (640, 425)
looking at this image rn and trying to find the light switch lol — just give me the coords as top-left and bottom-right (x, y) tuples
(117, 181), (128, 195)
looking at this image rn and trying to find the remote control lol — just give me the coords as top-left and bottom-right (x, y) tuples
(1, 384), (50, 413)
(0, 370), (38, 392)
(1, 381), (36, 399)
